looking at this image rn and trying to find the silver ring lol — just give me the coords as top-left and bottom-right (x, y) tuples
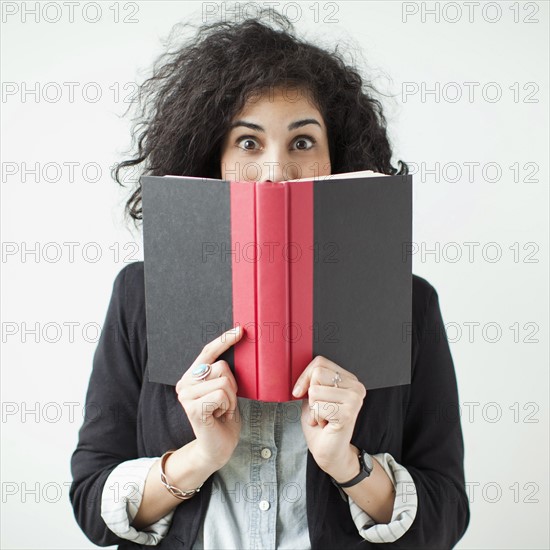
(331, 371), (342, 388)
(192, 363), (211, 382)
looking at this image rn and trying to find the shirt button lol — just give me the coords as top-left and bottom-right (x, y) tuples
(260, 448), (272, 459)
(259, 500), (270, 511)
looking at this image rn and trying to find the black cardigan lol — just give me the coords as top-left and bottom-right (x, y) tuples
(69, 261), (470, 549)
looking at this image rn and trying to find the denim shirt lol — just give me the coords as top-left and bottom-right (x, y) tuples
(99, 395), (418, 547)
(192, 396), (310, 549)
(74, 262), (468, 548)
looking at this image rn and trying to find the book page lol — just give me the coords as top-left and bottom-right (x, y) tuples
(161, 175), (223, 181)
(160, 169), (388, 183)
(285, 169), (388, 182)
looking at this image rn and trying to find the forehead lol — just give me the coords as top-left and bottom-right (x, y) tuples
(236, 85), (321, 117)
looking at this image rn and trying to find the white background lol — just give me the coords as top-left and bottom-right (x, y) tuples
(1, 1), (548, 548)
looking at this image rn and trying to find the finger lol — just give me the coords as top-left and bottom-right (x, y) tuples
(308, 380), (366, 403)
(178, 376), (237, 417)
(309, 365), (348, 388)
(194, 388), (231, 424)
(176, 326), (242, 392)
(301, 399), (319, 427)
(209, 368), (238, 418)
(177, 359), (238, 414)
(293, 356), (354, 397)
(309, 400), (344, 426)
(292, 356), (325, 397)
(205, 388), (234, 420)
(177, 359), (235, 392)
(210, 360), (238, 395)
(194, 360), (238, 412)
(301, 399), (326, 428)
(196, 326), (244, 367)
(308, 397), (362, 431)
(185, 359), (238, 392)
(307, 383), (346, 404)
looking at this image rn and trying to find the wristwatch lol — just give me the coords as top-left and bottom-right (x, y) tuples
(330, 449), (374, 501)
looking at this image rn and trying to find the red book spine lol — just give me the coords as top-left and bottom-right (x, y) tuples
(288, 180), (314, 396)
(255, 182), (290, 401)
(231, 180), (314, 401)
(230, 181), (257, 399)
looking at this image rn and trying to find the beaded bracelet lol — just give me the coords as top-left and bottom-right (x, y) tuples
(159, 450), (204, 500)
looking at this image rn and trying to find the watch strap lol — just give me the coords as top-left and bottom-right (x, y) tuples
(330, 449), (373, 501)
(339, 449), (370, 487)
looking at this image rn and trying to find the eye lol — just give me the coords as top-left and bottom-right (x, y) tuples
(236, 136), (260, 150)
(293, 136), (316, 150)
(234, 135), (317, 151)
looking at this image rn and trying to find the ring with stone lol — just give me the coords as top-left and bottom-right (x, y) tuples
(331, 371), (342, 388)
(192, 363), (212, 382)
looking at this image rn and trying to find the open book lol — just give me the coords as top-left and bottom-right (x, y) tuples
(141, 170), (412, 401)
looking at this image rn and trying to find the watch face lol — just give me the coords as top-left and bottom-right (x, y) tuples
(361, 450), (374, 474)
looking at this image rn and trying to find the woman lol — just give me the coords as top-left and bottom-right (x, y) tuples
(69, 11), (470, 549)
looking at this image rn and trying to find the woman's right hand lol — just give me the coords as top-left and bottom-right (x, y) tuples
(175, 326), (244, 469)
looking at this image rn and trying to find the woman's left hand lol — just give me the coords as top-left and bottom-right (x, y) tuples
(292, 355), (367, 475)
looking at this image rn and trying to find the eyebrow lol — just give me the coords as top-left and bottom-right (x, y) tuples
(228, 118), (322, 132)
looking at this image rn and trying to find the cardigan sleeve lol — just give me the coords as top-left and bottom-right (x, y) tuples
(347, 453), (418, 543)
(395, 285), (470, 548)
(69, 264), (151, 546)
(100, 457), (174, 544)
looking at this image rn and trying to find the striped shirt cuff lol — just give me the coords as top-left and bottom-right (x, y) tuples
(347, 452), (418, 543)
(100, 457), (174, 545)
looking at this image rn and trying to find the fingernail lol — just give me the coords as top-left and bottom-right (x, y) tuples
(230, 326), (241, 334)
(292, 384), (301, 397)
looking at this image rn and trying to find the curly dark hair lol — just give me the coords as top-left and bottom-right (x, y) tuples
(113, 8), (408, 227)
